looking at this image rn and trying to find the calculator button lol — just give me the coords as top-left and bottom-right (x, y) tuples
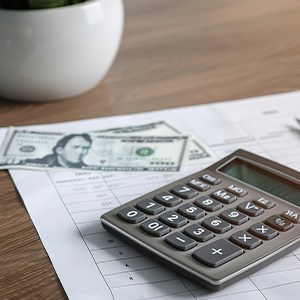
(202, 216), (232, 234)
(140, 219), (171, 237)
(226, 184), (248, 197)
(230, 230), (261, 250)
(194, 196), (223, 212)
(192, 238), (243, 267)
(177, 203), (206, 220)
(171, 185), (198, 199)
(200, 173), (222, 185)
(248, 222), (278, 240)
(253, 197), (275, 209)
(159, 211), (188, 228)
(281, 209), (300, 224)
(219, 208), (249, 225)
(237, 201), (264, 217)
(136, 199), (164, 215)
(154, 192), (182, 207)
(165, 232), (197, 251)
(188, 179), (210, 192)
(211, 189), (237, 204)
(265, 215), (293, 232)
(184, 224), (214, 242)
(117, 207), (146, 224)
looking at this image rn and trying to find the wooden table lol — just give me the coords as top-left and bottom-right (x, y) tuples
(1, 0), (300, 298)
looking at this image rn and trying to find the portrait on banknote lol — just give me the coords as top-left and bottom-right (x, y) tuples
(22, 133), (92, 168)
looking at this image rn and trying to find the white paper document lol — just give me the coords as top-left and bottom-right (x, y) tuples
(2, 91), (300, 300)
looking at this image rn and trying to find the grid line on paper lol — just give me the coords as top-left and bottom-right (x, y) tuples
(101, 265), (164, 276)
(76, 219), (99, 224)
(96, 254), (144, 263)
(248, 277), (268, 300)
(46, 172), (117, 300)
(109, 279), (196, 300)
(260, 279), (300, 291)
(237, 122), (277, 161)
(176, 273), (198, 300)
(109, 278), (182, 288)
(92, 245), (126, 251)
(70, 207), (116, 214)
(188, 288), (261, 300)
(250, 266), (300, 278)
(134, 290), (197, 300)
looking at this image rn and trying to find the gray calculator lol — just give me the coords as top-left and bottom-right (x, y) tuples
(101, 149), (300, 290)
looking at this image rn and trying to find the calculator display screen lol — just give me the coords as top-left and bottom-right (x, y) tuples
(219, 158), (300, 206)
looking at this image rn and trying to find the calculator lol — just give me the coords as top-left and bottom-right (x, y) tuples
(101, 149), (300, 290)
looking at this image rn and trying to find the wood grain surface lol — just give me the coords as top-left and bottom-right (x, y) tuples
(1, 0), (300, 298)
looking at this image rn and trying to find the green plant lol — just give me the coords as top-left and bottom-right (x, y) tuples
(0, 0), (86, 9)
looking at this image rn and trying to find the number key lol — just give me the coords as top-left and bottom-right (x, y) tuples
(117, 207), (146, 224)
(177, 203), (205, 220)
(219, 208), (248, 225)
(194, 196), (223, 212)
(184, 224), (214, 242)
(202, 216), (232, 234)
(171, 184), (198, 199)
(136, 199), (164, 215)
(154, 191), (182, 207)
(159, 211), (188, 228)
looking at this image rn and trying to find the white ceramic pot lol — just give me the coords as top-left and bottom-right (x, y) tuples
(0, 0), (124, 101)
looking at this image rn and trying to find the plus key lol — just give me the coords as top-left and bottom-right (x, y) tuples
(193, 238), (243, 267)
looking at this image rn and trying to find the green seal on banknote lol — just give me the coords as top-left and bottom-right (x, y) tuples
(136, 147), (155, 157)
(19, 145), (36, 153)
